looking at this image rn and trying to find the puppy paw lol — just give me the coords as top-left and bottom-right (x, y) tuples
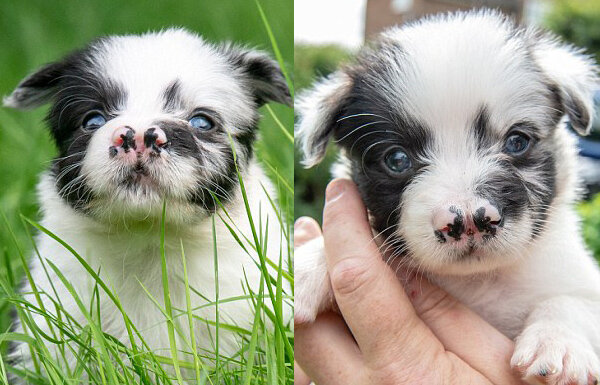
(511, 324), (600, 385)
(294, 237), (332, 324)
(294, 286), (322, 324)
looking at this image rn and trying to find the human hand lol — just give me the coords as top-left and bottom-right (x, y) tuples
(295, 179), (524, 385)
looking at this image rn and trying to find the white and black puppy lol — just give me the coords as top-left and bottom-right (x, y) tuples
(4, 28), (290, 380)
(296, 10), (600, 385)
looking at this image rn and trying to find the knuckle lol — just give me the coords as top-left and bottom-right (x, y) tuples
(330, 257), (374, 297)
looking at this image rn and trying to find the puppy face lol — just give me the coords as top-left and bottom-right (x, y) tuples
(297, 11), (598, 275)
(5, 29), (290, 224)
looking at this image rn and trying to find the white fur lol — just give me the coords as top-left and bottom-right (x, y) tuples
(295, 11), (600, 385)
(6, 29), (290, 384)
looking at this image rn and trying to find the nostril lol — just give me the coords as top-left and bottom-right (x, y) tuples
(121, 128), (136, 152)
(111, 127), (136, 151)
(473, 205), (502, 235)
(144, 127), (167, 152)
(432, 205), (465, 241)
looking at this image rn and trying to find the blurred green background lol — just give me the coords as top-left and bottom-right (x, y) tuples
(293, 0), (600, 260)
(0, 0), (292, 332)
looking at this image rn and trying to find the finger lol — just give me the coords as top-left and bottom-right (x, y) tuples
(402, 273), (521, 385)
(322, 179), (440, 362)
(294, 361), (311, 385)
(294, 216), (322, 248)
(295, 312), (363, 385)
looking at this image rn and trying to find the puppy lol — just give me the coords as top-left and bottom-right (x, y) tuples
(4, 28), (290, 382)
(295, 10), (600, 385)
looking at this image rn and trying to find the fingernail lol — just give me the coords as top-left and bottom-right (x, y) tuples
(294, 217), (312, 231)
(325, 180), (345, 203)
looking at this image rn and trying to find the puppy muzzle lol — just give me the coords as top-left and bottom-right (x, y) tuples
(432, 200), (502, 244)
(109, 126), (168, 159)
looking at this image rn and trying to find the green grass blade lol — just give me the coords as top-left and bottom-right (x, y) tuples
(254, 0), (293, 96)
(212, 215), (221, 384)
(159, 200), (185, 385)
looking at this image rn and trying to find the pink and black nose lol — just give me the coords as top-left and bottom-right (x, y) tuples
(432, 202), (502, 243)
(109, 126), (167, 157)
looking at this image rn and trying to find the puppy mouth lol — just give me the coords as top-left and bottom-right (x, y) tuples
(447, 235), (491, 258)
(120, 162), (157, 189)
(454, 245), (484, 260)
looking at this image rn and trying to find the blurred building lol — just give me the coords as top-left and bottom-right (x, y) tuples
(365, 0), (524, 37)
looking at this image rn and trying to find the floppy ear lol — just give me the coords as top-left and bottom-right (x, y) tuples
(3, 58), (73, 109)
(295, 72), (352, 167)
(226, 47), (291, 107)
(532, 34), (599, 135)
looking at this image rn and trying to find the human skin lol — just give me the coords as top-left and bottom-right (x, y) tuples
(294, 179), (527, 385)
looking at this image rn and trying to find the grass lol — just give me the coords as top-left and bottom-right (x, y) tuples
(0, 0), (293, 384)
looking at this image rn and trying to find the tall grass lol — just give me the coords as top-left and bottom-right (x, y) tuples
(0, 0), (294, 384)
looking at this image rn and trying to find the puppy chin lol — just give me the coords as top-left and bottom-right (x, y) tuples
(84, 178), (221, 227)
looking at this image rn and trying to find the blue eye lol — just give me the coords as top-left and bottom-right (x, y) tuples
(189, 115), (214, 131)
(504, 133), (531, 155)
(384, 148), (412, 174)
(82, 113), (106, 129)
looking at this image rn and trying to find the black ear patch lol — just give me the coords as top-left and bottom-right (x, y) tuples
(563, 91), (591, 135)
(3, 51), (83, 109)
(226, 48), (291, 107)
(529, 31), (598, 136)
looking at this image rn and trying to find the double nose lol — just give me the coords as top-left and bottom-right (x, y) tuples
(110, 126), (167, 156)
(432, 202), (502, 243)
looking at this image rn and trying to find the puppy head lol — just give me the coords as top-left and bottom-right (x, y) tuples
(296, 10), (598, 275)
(5, 28), (290, 224)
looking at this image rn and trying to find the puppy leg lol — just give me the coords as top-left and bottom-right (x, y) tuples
(511, 295), (600, 385)
(294, 237), (335, 324)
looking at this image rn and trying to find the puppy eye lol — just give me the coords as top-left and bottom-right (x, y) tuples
(504, 133), (531, 155)
(189, 114), (214, 131)
(384, 148), (412, 174)
(82, 112), (106, 129)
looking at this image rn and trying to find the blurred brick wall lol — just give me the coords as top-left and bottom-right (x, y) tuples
(365, 0), (524, 38)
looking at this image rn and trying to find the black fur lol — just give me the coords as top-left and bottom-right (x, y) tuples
(224, 47), (292, 107)
(34, 44), (129, 211)
(153, 118), (239, 211)
(162, 79), (182, 113)
(333, 92), (433, 239)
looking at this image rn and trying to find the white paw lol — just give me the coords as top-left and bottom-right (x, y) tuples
(294, 237), (333, 324)
(294, 284), (322, 324)
(511, 324), (600, 385)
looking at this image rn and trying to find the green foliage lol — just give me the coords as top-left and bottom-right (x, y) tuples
(545, 0), (600, 63)
(0, 0), (293, 383)
(294, 44), (350, 221)
(579, 193), (600, 261)
(294, 44), (351, 91)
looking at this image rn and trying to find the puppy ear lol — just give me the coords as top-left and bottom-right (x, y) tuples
(532, 34), (599, 135)
(3, 59), (72, 109)
(296, 72), (352, 167)
(226, 47), (291, 107)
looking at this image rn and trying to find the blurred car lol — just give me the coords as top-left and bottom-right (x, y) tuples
(575, 90), (600, 198)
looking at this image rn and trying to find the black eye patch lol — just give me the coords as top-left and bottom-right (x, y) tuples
(48, 75), (127, 153)
(331, 90), (432, 239)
